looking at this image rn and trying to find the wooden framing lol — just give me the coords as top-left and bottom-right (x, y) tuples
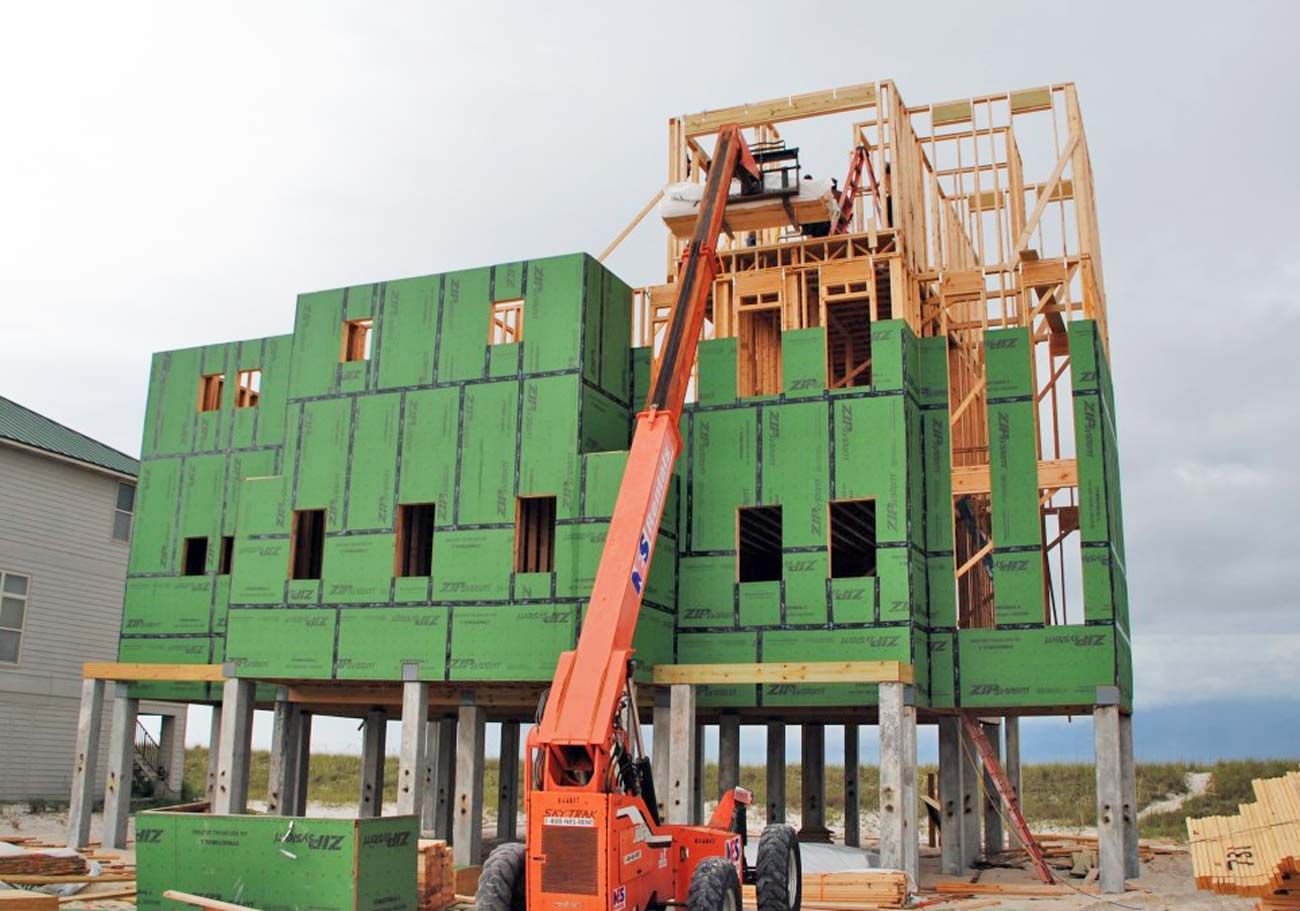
(648, 80), (1112, 632)
(234, 369), (261, 408)
(514, 494), (556, 573)
(197, 373), (224, 412)
(341, 318), (373, 362)
(489, 297), (524, 345)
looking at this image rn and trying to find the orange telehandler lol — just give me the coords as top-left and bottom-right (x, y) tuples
(475, 125), (806, 911)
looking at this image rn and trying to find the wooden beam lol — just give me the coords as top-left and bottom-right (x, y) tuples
(683, 83), (879, 136)
(82, 662), (228, 682)
(653, 660), (914, 686)
(951, 459), (1078, 495)
(164, 891), (262, 911)
(1012, 130), (1080, 258)
(598, 188), (664, 263)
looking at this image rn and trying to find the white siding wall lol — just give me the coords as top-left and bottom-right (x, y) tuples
(0, 445), (183, 801)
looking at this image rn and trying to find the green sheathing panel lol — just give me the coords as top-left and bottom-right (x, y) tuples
(135, 812), (417, 911)
(297, 397), (352, 524)
(985, 327), (1045, 625)
(450, 605), (576, 679)
(227, 609), (336, 678)
(457, 380), (518, 525)
(288, 289), (345, 398)
(761, 629), (911, 707)
(346, 394), (400, 530)
(678, 632), (758, 707)
(118, 637), (211, 702)
(398, 387), (460, 516)
(689, 409), (757, 550)
(697, 338), (738, 405)
(782, 328), (827, 399)
(763, 401), (828, 548)
(959, 626), (1116, 708)
(336, 607), (448, 679)
(1070, 320), (1130, 632)
(520, 375), (581, 515)
(377, 275), (441, 388)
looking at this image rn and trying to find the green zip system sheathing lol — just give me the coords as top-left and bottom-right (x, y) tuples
(134, 811), (417, 911)
(116, 246), (1130, 713)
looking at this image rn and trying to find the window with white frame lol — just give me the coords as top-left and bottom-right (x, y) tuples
(113, 482), (135, 542)
(0, 572), (29, 664)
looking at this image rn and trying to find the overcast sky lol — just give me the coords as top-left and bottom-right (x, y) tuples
(4, 2), (1298, 756)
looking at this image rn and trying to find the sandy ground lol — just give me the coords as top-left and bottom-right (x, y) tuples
(0, 801), (1246, 911)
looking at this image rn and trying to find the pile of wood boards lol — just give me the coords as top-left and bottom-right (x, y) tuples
(741, 870), (910, 909)
(988, 832), (1183, 877)
(416, 840), (455, 911)
(0, 856), (87, 879)
(1189, 770), (1300, 910)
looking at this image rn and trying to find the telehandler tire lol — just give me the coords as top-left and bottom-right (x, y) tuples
(755, 824), (802, 911)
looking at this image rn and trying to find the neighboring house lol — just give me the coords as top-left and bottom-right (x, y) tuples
(0, 396), (185, 802)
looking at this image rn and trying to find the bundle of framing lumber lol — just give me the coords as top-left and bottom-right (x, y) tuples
(0, 856), (88, 879)
(415, 840), (454, 911)
(987, 832), (1183, 872)
(1189, 770), (1300, 905)
(741, 871), (910, 909)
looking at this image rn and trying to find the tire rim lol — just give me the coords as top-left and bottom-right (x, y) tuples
(787, 847), (798, 909)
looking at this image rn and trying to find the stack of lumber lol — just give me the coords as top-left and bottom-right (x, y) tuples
(988, 832), (1183, 874)
(1189, 770), (1300, 910)
(741, 871), (910, 909)
(416, 840), (454, 911)
(0, 856), (88, 879)
(0, 891), (60, 911)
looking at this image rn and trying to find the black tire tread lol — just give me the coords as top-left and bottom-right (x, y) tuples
(688, 856), (742, 911)
(477, 841), (527, 911)
(755, 824), (801, 911)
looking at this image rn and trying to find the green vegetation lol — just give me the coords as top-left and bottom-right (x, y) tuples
(182, 750), (1296, 842)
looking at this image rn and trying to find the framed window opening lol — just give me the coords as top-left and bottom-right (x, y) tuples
(198, 373), (225, 412)
(218, 535), (235, 575)
(490, 298), (525, 345)
(829, 499), (877, 578)
(395, 503), (436, 578)
(515, 496), (556, 573)
(235, 369), (262, 407)
(182, 537), (208, 576)
(291, 509), (326, 580)
(342, 319), (374, 362)
(738, 505), (783, 582)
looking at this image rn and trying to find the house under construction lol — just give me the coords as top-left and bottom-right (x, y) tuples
(68, 79), (1136, 894)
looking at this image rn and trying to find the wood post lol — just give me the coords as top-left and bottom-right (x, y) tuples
(429, 717), (457, 840)
(157, 712), (185, 794)
(1004, 716), (1022, 847)
(497, 721), (521, 840)
(359, 709), (387, 818)
(666, 684), (695, 824)
(213, 678), (255, 815)
(102, 685), (138, 850)
(844, 723), (861, 847)
(453, 703), (486, 865)
(961, 722), (982, 868)
(766, 722), (786, 824)
(292, 711), (312, 815)
(67, 678), (105, 848)
(396, 680), (430, 816)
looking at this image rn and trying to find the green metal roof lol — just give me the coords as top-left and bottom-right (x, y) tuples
(0, 396), (139, 478)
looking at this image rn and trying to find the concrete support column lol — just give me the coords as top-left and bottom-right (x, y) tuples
(205, 706), (223, 803)
(844, 723), (861, 847)
(1094, 702), (1125, 894)
(1120, 712), (1139, 879)
(67, 678), (106, 848)
(396, 680), (430, 816)
(268, 689), (300, 816)
(652, 689), (671, 821)
(497, 721), (521, 841)
(879, 683), (918, 882)
(960, 723), (982, 868)
(428, 717), (457, 840)
(982, 720), (1004, 854)
(292, 711), (313, 815)
(213, 678), (255, 815)
(766, 722), (786, 824)
(453, 703), (487, 866)
(666, 684), (695, 824)
(938, 717), (965, 875)
(718, 713), (741, 796)
(800, 724), (830, 842)
(102, 685), (139, 850)
(359, 709), (388, 818)
(692, 721), (705, 823)
(1004, 716), (1022, 847)
(157, 712), (186, 794)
